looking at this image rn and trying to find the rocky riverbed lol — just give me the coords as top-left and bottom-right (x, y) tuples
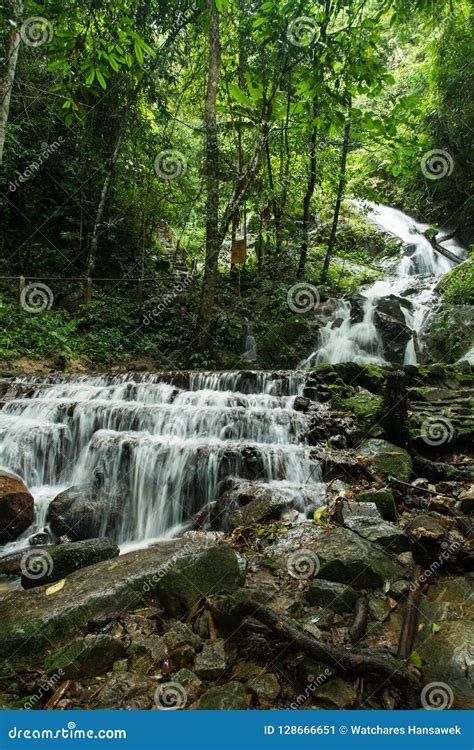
(0, 363), (472, 710)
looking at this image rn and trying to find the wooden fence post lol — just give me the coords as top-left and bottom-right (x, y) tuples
(83, 277), (93, 304)
(17, 275), (26, 307)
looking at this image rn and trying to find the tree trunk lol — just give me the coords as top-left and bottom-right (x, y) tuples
(321, 105), (351, 283)
(85, 124), (125, 278)
(298, 108), (318, 278)
(0, 0), (23, 166)
(196, 0), (221, 350)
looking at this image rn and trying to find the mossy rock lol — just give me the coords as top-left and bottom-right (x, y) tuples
(423, 304), (474, 363)
(195, 681), (248, 709)
(355, 488), (398, 522)
(360, 438), (413, 482)
(21, 538), (119, 589)
(43, 634), (125, 679)
(334, 388), (383, 434)
(312, 362), (388, 393)
(308, 527), (404, 588)
(154, 545), (246, 616)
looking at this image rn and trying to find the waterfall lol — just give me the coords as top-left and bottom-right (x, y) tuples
(0, 371), (321, 554)
(303, 201), (466, 367)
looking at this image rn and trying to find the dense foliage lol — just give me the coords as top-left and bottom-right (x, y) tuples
(0, 0), (472, 366)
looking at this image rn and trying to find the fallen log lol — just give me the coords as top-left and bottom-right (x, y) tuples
(349, 596), (369, 643)
(212, 592), (419, 707)
(397, 566), (423, 660)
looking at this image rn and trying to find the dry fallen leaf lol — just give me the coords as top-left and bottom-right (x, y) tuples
(45, 579), (66, 596)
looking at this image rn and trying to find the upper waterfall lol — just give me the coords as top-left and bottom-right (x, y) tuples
(302, 201), (466, 367)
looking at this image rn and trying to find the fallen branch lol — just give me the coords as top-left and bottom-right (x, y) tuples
(349, 596), (368, 643)
(397, 566), (423, 660)
(213, 592), (419, 707)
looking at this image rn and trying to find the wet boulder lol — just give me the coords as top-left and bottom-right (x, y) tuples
(21, 537), (119, 590)
(47, 486), (122, 541)
(154, 545), (246, 616)
(418, 619), (474, 709)
(306, 579), (358, 613)
(307, 527), (405, 588)
(374, 310), (412, 364)
(359, 438), (413, 482)
(0, 471), (34, 543)
(355, 488), (398, 521)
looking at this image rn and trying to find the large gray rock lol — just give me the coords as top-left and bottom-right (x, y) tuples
(154, 545), (246, 616)
(195, 681), (248, 710)
(0, 471), (34, 543)
(418, 620), (474, 709)
(306, 579), (358, 613)
(21, 538), (119, 589)
(0, 538), (210, 667)
(355, 488), (398, 521)
(307, 527), (404, 588)
(47, 486), (122, 541)
(359, 439), (413, 482)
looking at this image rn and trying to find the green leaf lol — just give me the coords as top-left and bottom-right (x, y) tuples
(134, 40), (144, 64)
(85, 69), (95, 86)
(409, 651), (423, 668)
(431, 623), (441, 634)
(96, 69), (107, 90)
(228, 83), (253, 108)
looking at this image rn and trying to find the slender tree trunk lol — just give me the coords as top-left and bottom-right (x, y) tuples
(85, 124), (125, 278)
(320, 106), (351, 283)
(0, 0), (23, 166)
(196, 0), (221, 350)
(298, 106), (318, 278)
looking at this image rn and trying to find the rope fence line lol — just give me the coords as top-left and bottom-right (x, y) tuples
(0, 269), (198, 306)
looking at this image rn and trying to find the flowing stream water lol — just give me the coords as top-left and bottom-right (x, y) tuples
(0, 203), (467, 559)
(0, 371), (322, 555)
(302, 201), (466, 367)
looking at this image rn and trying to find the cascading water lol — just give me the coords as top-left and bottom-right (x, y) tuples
(0, 371), (322, 555)
(303, 201), (466, 367)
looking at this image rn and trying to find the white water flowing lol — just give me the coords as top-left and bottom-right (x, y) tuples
(303, 202), (466, 367)
(0, 371), (322, 555)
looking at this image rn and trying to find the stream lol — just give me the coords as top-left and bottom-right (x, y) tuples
(0, 202), (467, 558)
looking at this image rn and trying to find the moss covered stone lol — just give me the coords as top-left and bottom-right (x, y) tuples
(360, 438), (413, 482)
(154, 545), (246, 616)
(21, 538), (119, 589)
(195, 681), (248, 709)
(355, 488), (398, 522)
(308, 527), (404, 588)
